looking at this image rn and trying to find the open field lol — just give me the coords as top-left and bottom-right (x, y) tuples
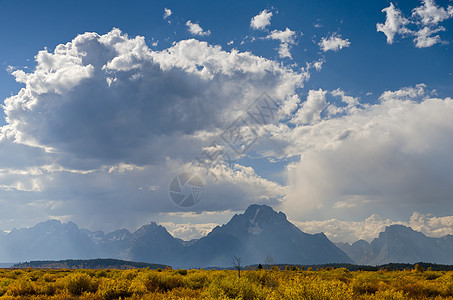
(0, 266), (452, 299)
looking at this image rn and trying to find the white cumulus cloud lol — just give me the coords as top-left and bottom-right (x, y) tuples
(376, 3), (411, 44)
(0, 28), (308, 232)
(412, 0), (453, 25)
(379, 83), (427, 101)
(377, 1), (453, 48)
(414, 26), (444, 48)
(291, 89), (327, 125)
(186, 20), (211, 36)
(319, 33), (350, 52)
(250, 9), (273, 30)
(274, 85), (453, 227)
(163, 8), (172, 19)
(266, 28), (297, 58)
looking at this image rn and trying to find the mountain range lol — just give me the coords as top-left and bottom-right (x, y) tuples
(0, 205), (451, 267)
(336, 224), (453, 265)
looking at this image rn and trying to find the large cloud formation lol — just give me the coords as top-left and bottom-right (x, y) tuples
(280, 85), (453, 225)
(2, 28), (453, 243)
(0, 28), (304, 231)
(4, 29), (304, 167)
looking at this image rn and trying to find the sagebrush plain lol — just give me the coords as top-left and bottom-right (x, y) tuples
(0, 266), (452, 299)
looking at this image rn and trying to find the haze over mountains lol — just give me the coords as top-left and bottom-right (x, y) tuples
(0, 205), (451, 267)
(337, 225), (453, 265)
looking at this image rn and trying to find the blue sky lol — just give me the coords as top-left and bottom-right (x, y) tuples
(1, 0), (453, 242)
(2, 0), (453, 106)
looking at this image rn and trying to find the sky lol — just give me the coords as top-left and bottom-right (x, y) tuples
(1, 0), (453, 243)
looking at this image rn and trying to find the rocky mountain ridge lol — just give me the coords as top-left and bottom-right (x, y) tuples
(2, 205), (451, 267)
